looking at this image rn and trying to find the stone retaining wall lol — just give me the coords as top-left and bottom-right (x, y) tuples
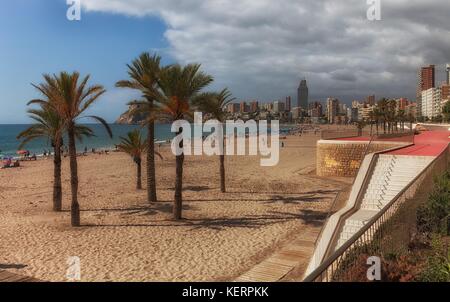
(317, 140), (408, 177)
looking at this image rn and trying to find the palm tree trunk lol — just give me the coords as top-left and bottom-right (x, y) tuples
(52, 142), (62, 212)
(68, 125), (80, 227)
(136, 158), (142, 190)
(147, 120), (157, 202)
(174, 130), (184, 220)
(220, 154), (226, 193)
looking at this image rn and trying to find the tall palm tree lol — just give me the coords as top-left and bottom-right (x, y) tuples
(17, 106), (94, 212)
(368, 109), (376, 136)
(17, 107), (64, 212)
(152, 64), (213, 220)
(397, 109), (406, 131)
(377, 98), (389, 134)
(443, 101), (450, 123)
(192, 88), (235, 193)
(116, 53), (162, 203)
(117, 129), (162, 190)
(30, 72), (111, 227)
(387, 99), (397, 133)
(354, 119), (366, 136)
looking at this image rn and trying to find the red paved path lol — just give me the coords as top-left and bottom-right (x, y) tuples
(332, 131), (450, 157)
(387, 131), (450, 156)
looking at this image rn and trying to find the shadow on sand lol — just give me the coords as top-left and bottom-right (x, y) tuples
(0, 263), (27, 270)
(82, 208), (329, 231)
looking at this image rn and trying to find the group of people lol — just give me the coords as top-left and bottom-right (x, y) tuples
(1, 157), (20, 169)
(82, 147), (110, 156)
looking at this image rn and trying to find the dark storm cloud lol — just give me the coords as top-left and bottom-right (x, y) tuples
(84, 0), (450, 103)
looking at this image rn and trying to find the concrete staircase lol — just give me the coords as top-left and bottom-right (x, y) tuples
(336, 154), (433, 249)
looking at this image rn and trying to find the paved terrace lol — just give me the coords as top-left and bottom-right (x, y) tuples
(334, 130), (450, 157)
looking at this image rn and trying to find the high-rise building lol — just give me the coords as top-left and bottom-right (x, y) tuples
(308, 101), (323, 118)
(440, 84), (450, 107)
(420, 65), (436, 91)
(239, 101), (249, 113)
(273, 101), (285, 113)
(291, 107), (304, 120)
(360, 105), (375, 121)
(285, 96), (292, 112)
(446, 64), (450, 85)
(396, 98), (409, 111)
(326, 98), (339, 124)
(405, 103), (417, 120)
(350, 107), (359, 122)
(249, 101), (259, 113)
(421, 87), (441, 119)
(417, 65), (436, 117)
(366, 95), (376, 106)
(297, 79), (309, 110)
(226, 103), (240, 114)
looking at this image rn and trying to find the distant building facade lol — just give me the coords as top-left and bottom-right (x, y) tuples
(326, 98), (339, 124)
(273, 101), (285, 113)
(239, 101), (249, 113)
(285, 96), (292, 112)
(421, 87), (442, 119)
(447, 64), (450, 85)
(226, 103), (239, 114)
(366, 95), (376, 106)
(417, 65), (436, 117)
(297, 79), (309, 110)
(249, 101), (259, 113)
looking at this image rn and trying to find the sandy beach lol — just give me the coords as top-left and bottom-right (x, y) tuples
(0, 134), (352, 281)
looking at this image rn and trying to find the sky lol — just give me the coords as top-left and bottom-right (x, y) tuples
(1, 0), (450, 124)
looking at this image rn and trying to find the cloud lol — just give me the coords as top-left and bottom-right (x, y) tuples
(82, 0), (450, 104)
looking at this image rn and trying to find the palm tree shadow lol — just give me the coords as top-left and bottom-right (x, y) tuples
(0, 263), (27, 270)
(264, 194), (329, 205)
(84, 208), (328, 230)
(80, 202), (196, 218)
(226, 189), (339, 195)
(164, 186), (211, 192)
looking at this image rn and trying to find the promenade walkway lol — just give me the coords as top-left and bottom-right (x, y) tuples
(236, 228), (320, 282)
(388, 131), (450, 156)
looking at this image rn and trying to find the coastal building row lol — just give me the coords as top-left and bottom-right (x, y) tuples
(417, 64), (450, 120)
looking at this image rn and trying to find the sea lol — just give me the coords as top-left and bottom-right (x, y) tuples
(0, 124), (174, 158)
(0, 123), (294, 158)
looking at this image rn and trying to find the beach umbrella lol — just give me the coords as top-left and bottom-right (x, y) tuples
(17, 150), (28, 155)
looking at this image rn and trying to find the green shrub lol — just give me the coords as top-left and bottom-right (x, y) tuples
(417, 171), (450, 235)
(417, 235), (450, 282)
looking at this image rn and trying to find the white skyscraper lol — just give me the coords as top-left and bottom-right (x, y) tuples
(421, 88), (442, 119)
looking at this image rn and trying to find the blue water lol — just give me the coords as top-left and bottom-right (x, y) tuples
(0, 124), (174, 158)
(0, 123), (294, 158)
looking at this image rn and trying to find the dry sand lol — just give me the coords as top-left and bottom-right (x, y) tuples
(0, 134), (352, 281)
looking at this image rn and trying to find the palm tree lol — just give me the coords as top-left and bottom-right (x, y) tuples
(354, 119), (366, 136)
(116, 53), (162, 203)
(117, 129), (162, 190)
(17, 107), (64, 212)
(368, 110), (376, 135)
(30, 72), (111, 227)
(192, 88), (235, 193)
(153, 64), (213, 220)
(17, 106), (94, 212)
(397, 109), (406, 131)
(377, 98), (389, 134)
(442, 101), (450, 123)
